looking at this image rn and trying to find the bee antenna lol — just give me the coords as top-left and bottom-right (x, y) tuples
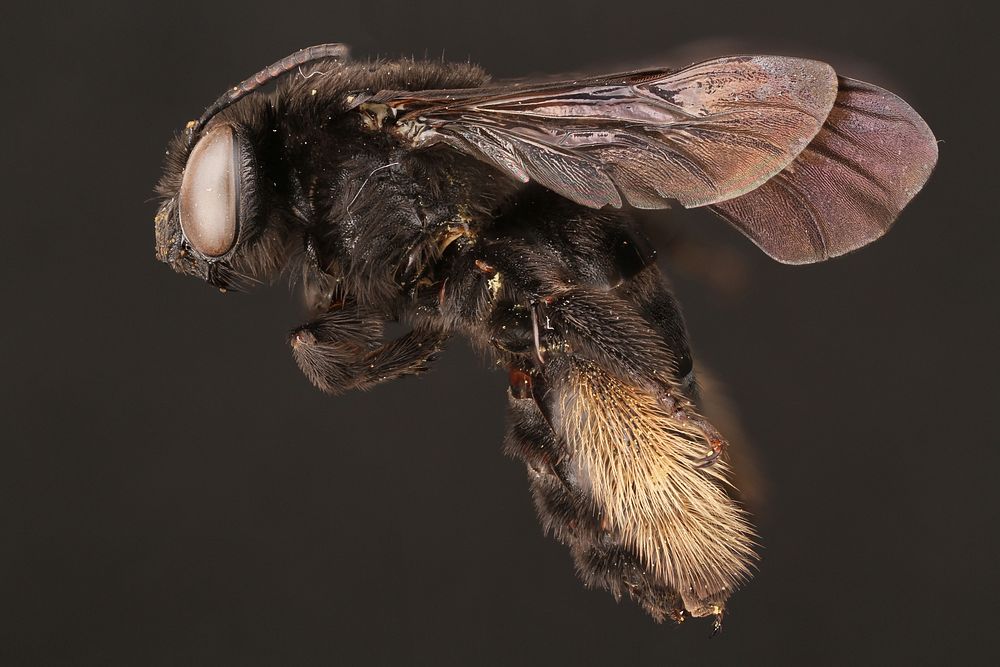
(191, 43), (350, 136)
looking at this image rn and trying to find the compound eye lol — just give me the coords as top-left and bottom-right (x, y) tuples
(179, 125), (239, 257)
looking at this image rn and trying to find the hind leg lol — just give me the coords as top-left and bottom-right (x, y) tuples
(502, 368), (689, 623)
(613, 266), (697, 397)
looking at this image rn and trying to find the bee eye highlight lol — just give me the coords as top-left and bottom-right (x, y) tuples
(179, 125), (239, 257)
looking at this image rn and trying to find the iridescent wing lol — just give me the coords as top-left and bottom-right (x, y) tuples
(709, 77), (938, 263)
(365, 56), (839, 209)
(364, 57), (936, 263)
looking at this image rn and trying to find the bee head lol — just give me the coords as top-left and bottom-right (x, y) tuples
(153, 44), (349, 291)
(155, 121), (270, 291)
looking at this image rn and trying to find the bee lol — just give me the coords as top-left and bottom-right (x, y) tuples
(153, 44), (937, 627)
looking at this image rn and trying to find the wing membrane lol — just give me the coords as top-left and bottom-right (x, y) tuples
(709, 77), (938, 263)
(379, 56), (838, 208)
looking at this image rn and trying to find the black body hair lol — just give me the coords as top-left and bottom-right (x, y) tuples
(154, 52), (752, 625)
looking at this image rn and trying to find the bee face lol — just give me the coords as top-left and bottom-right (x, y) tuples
(155, 121), (277, 291)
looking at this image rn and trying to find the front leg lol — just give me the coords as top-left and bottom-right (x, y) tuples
(289, 305), (448, 395)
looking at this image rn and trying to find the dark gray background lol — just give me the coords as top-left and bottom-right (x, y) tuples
(2, 1), (996, 664)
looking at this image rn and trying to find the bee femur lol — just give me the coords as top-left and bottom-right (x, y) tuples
(193, 43), (350, 135)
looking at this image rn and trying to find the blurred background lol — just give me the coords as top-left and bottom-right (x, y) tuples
(2, 1), (996, 664)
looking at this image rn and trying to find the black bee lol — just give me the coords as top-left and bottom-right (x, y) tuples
(153, 44), (937, 626)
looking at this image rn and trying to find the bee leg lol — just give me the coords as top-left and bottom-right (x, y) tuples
(488, 258), (726, 467)
(692, 416), (728, 467)
(503, 364), (688, 623)
(289, 308), (448, 395)
(613, 267), (696, 397)
(291, 326), (447, 394)
(508, 366), (575, 490)
(612, 268), (728, 467)
(481, 252), (674, 387)
(542, 287), (678, 391)
(710, 605), (725, 637)
(301, 255), (344, 316)
(540, 287), (728, 468)
(503, 367), (585, 544)
(654, 387), (729, 467)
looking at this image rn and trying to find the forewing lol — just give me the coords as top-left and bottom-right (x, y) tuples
(380, 56), (838, 208)
(709, 77), (938, 263)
